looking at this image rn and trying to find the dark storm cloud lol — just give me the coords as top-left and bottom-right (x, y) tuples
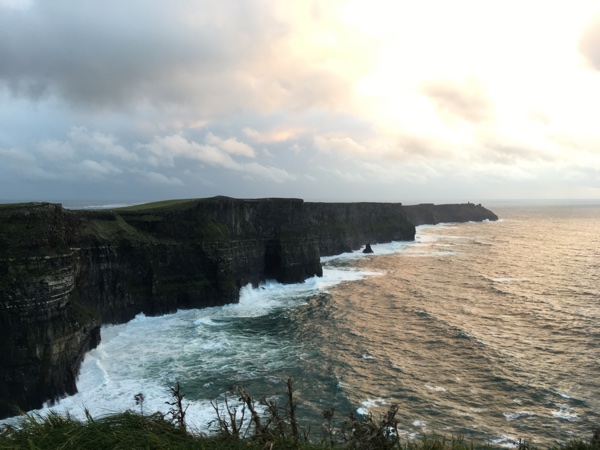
(0, 0), (350, 115)
(420, 79), (493, 123)
(580, 12), (600, 70)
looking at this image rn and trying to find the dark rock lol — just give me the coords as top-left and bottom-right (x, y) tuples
(402, 202), (498, 225)
(304, 202), (415, 256)
(363, 243), (374, 253)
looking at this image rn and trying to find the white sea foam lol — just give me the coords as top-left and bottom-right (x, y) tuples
(357, 398), (389, 415)
(503, 411), (535, 421)
(320, 241), (412, 264)
(62, 202), (137, 210)
(488, 434), (522, 448)
(424, 383), (446, 392)
(552, 404), (578, 421)
(6, 305), (276, 431)
(79, 203), (132, 209)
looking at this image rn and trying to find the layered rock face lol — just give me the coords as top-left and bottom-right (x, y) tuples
(0, 197), (496, 418)
(304, 202), (415, 256)
(403, 203), (498, 225)
(0, 204), (101, 418)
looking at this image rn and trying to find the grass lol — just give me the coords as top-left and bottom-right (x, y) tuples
(0, 411), (206, 450)
(82, 215), (157, 242)
(1, 380), (598, 450)
(116, 199), (202, 212)
(0, 202), (65, 211)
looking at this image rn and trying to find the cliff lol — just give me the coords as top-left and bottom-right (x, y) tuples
(304, 202), (415, 256)
(0, 198), (495, 419)
(402, 203), (498, 225)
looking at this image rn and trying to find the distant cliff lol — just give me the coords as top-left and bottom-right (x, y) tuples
(403, 203), (498, 225)
(304, 202), (415, 256)
(0, 197), (496, 419)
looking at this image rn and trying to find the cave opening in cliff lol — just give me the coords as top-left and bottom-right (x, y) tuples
(264, 239), (283, 281)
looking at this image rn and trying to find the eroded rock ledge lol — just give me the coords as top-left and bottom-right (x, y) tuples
(0, 197), (497, 418)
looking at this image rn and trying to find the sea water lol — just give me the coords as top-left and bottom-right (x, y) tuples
(4, 200), (599, 446)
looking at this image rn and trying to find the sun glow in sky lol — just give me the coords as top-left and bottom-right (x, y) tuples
(1, 0), (600, 202)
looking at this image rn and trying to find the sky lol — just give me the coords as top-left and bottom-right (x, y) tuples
(1, 0), (600, 204)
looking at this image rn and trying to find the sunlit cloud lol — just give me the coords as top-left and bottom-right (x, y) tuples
(420, 79), (494, 124)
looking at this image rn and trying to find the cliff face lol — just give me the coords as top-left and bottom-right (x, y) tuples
(0, 198), (495, 419)
(304, 202), (415, 256)
(72, 198), (325, 324)
(402, 203), (498, 225)
(0, 204), (101, 418)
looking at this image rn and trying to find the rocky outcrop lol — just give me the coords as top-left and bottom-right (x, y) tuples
(402, 203), (498, 225)
(0, 197), (496, 418)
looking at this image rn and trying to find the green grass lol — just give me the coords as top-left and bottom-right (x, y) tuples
(82, 215), (156, 242)
(0, 203), (41, 210)
(117, 199), (201, 212)
(2, 381), (597, 450)
(1, 410), (597, 450)
(0, 411), (206, 450)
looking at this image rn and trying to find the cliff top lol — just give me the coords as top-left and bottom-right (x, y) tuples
(115, 196), (305, 213)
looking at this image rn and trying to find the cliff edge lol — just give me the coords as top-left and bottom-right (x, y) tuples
(402, 202), (498, 225)
(0, 198), (496, 418)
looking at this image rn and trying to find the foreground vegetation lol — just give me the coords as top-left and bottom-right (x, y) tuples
(1, 380), (598, 450)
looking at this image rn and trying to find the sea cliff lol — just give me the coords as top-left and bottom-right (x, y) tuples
(402, 202), (498, 225)
(0, 197), (497, 419)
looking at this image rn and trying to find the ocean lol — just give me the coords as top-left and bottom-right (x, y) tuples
(4, 200), (599, 446)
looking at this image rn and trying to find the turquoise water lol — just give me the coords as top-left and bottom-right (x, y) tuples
(7, 201), (600, 446)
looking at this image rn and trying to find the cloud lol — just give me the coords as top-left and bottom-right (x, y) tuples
(75, 159), (122, 178)
(0, 0), (361, 118)
(2, 2), (600, 202)
(420, 79), (493, 123)
(483, 142), (558, 165)
(360, 161), (442, 184)
(0, 147), (36, 165)
(0, 148), (58, 180)
(137, 171), (184, 186)
(241, 162), (295, 183)
(580, 13), (600, 70)
(318, 167), (367, 183)
(242, 127), (262, 140)
(142, 134), (239, 168)
(313, 135), (370, 156)
(39, 139), (75, 160)
(141, 133), (295, 183)
(205, 132), (255, 157)
(392, 133), (451, 160)
(67, 127), (139, 161)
